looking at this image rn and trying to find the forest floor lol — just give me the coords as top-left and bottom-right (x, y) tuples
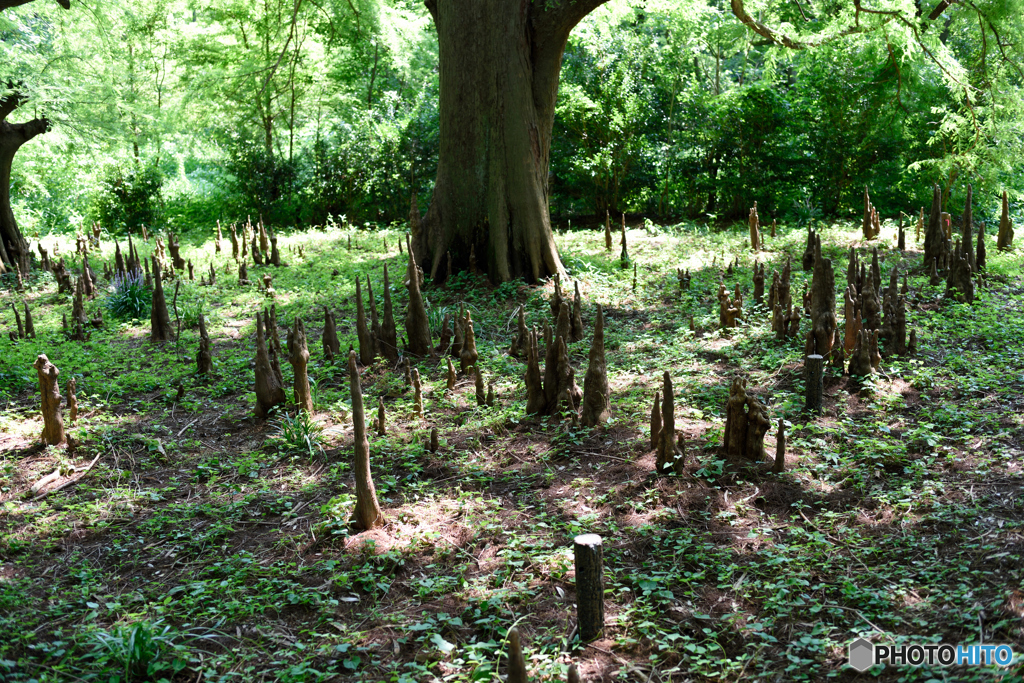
(1, 218), (1023, 683)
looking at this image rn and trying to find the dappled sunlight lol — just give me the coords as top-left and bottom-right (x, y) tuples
(3, 219), (1024, 682)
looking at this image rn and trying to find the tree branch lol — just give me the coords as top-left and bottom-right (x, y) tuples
(0, 117), (50, 151)
(254, 0), (304, 105)
(530, 0), (612, 152)
(884, 32), (908, 112)
(0, 92), (26, 123)
(729, 0), (909, 49)
(728, 0), (984, 96)
(928, 0), (954, 21)
(531, 0), (609, 39)
(729, 0), (808, 48)
(963, 0), (1024, 81)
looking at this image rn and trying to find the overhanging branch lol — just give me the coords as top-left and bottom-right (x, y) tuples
(531, 0), (610, 39)
(730, 0), (897, 49)
(729, 0), (809, 48)
(729, 0), (985, 95)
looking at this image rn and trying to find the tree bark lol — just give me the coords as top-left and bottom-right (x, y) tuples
(0, 91), (48, 273)
(418, 0), (608, 283)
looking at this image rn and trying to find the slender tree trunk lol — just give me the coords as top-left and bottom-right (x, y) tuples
(367, 42), (379, 107)
(0, 93), (47, 273)
(418, 0), (607, 284)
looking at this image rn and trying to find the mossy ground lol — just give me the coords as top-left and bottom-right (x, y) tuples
(1, 218), (1022, 682)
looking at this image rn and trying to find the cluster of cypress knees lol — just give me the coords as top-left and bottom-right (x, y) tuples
(663, 183), (1013, 476)
(13, 187), (1017, 682)
(16, 183), (1017, 516)
(709, 182), (1015, 375)
(16, 217), (304, 449)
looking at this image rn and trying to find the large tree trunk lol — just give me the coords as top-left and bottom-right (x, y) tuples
(0, 92), (48, 273)
(418, 0), (607, 284)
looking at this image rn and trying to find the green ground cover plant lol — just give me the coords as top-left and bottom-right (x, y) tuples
(1, 217), (1022, 682)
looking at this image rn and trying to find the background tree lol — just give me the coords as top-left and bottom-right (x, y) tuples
(1, 0), (1021, 269)
(0, 0), (70, 272)
(413, 0), (612, 284)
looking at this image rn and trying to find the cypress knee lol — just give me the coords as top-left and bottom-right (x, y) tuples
(474, 366), (486, 406)
(773, 418), (786, 473)
(655, 373), (682, 473)
(197, 314), (213, 374)
(67, 377), (79, 423)
(72, 277), (86, 326)
(150, 257), (173, 342)
(23, 302), (34, 338)
(287, 317), (313, 413)
(525, 329), (545, 414)
(405, 236), (432, 356)
(254, 311), (287, 419)
(804, 235), (836, 363)
(11, 303), (22, 339)
(580, 304), (611, 427)
(749, 203), (761, 251)
(552, 337), (582, 417)
(997, 190), (1014, 250)
(923, 184), (949, 271)
(460, 312), (479, 373)
(619, 216), (629, 268)
(550, 273), (563, 317)
(269, 235), (282, 267)
(570, 282), (584, 343)
(509, 305), (529, 357)
(323, 307), (340, 361)
(412, 368), (423, 417)
(356, 278), (374, 366)
(507, 627), (528, 683)
(34, 355), (66, 447)
(380, 263), (399, 363)
(446, 358), (457, 392)
(349, 350), (384, 529)
(377, 397), (386, 435)
(976, 220), (986, 272)
(753, 262), (765, 305)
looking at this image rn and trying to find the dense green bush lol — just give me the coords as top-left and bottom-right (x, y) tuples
(302, 91), (439, 227)
(91, 162), (163, 233)
(224, 135), (299, 225)
(548, 4), (1016, 222)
